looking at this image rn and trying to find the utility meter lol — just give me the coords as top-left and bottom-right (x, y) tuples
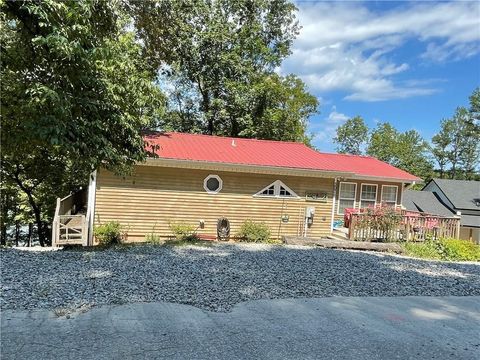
(305, 206), (315, 226)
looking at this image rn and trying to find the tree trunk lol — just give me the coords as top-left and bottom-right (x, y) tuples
(27, 223), (33, 247)
(1, 224), (6, 246)
(15, 222), (20, 246)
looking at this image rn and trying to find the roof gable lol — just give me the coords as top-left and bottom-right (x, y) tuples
(426, 179), (480, 211)
(144, 132), (420, 182)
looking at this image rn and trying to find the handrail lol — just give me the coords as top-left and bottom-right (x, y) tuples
(348, 211), (461, 242)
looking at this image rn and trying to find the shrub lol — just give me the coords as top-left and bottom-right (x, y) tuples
(236, 220), (271, 243)
(403, 241), (442, 260)
(94, 221), (123, 246)
(169, 222), (198, 241)
(438, 238), (480, 261)
(403, 238), (480, 262)
(355, 205), (402, 242)
(145, 225), (162, 245)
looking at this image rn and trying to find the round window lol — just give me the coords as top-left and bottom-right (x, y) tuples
(204, 175), (223, 194)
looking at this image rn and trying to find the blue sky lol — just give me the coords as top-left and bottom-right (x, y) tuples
(279, 1), (480, 152)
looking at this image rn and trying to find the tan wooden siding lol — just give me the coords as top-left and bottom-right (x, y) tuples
(95, 165), (335, 242)
(334, 179), (404, 222)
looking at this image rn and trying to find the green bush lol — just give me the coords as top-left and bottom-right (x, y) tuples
(169, 222), (198, 241)
(403, 241), (442, 260)
(236, 220), (271, 243)
(145, 224), (162, 245)
(438, 238), (480, 261)
(94, 221), (123, 246)
(403, 238), (480, 262)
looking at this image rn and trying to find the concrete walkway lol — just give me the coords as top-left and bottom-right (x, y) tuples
(1, 296), (479, 360)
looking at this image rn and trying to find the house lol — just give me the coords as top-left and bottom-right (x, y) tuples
(403, 179), (480, 243)
(52, 132), (419, 245)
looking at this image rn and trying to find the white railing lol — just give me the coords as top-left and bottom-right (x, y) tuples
(52, 191), (88, 247)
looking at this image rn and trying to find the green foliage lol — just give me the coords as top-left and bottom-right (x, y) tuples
(1, 0), (165, 245)
(169, 222), (198, 241)
(145, 225), (162, 245)
(367, 123), (433, 180)
(355, 206), (402, 242)
(333, 116), (369, 155)
(431, 89), (480, 180)
(403, 242), (443, 260)
(94, 221), (123, 246)
(130, 0), (316, 142)
(403, 238), (480, 262)
(438, 238), (480, 261)
(236, 220), (271, 243)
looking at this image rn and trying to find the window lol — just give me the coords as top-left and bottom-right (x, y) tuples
(360, 184), (377, 209)
(381, 185), (398, 207)
(254, 180), (298, 198)
(204, 175), (223, 194)
(338, 182), (356, 215)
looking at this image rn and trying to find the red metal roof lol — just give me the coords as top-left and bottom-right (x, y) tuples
(144, 132), (420, 182)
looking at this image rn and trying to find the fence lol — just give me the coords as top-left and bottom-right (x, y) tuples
(348, 210), (460, 242)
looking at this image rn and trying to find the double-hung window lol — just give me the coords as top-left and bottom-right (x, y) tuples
(360, 184), (377, 209)
(381, 185), (398, 207)
(338, 182), (356, 214)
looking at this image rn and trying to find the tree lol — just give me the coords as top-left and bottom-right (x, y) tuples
(1, 0), (165, 245)
(394, 130), (433, 181)
(366, 123), (399, 163)
(129, 0), (316, 142)
(367, 123), (433, 180)
(431, 119), (453, 178)
(469, 87), (480, 124)
(333, 116), (368, 155)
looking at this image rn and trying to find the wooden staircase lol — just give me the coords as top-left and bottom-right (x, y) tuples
(52, 190), (89, 247)
(327, 227), (349, 241)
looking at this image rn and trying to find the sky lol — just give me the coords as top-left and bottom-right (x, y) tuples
(279, 0), (480, 152)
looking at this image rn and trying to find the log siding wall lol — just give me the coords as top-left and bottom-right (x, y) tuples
(95, 165), (335, 242)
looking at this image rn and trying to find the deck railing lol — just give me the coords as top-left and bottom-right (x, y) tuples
(348, 210), (460, 242)
(52, 190), (88, 247)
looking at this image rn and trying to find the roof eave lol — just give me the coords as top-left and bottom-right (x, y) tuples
(143, 157), (353, 179)
(347, 174), (420, 184)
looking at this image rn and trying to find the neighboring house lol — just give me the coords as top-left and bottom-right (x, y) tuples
(53, 132), (419, 245)
(403, 179), (480, 243)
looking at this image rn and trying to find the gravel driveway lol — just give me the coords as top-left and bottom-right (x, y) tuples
(1, 243), (479, 312)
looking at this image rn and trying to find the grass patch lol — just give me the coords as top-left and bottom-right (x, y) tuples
(403, 238), (480, 262)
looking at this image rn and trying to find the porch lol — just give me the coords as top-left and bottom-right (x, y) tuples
(344, 208), (461, 242)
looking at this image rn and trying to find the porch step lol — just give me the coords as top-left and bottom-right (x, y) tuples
(328, 228), (349, 241)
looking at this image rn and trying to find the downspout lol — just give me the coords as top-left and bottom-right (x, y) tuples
(87, 170), (97, 246)
(330, 177), (338, 233)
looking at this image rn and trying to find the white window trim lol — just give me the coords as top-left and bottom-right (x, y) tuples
(337, 182), (357, 215)
(253, 180), (299, 199)
(203, 174), (223, 194)
(381, 185), (398, 206)
(360, 183), (378, 209)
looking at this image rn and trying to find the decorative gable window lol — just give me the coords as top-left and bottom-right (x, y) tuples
(254, 180), (298, 199)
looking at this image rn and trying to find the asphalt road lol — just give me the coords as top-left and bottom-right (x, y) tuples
(1, 296), (479, 360)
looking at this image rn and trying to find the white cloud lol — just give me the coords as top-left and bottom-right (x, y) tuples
(281, 1), (480, 102)
(310, 106), (349, 146)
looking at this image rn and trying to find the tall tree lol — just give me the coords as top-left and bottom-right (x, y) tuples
(1, 0), (165, 245)
(366, 123), (399, 163)
(333, 116), (369, 155)
(130, 0), (316, 141)
(431, 119), (453, 178)
(469, 87), (480, 123)
(367, 123), (433, 180)
(394, 130), (434, 181)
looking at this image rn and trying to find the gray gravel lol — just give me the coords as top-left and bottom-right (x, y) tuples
(1, 243), (479, 312)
